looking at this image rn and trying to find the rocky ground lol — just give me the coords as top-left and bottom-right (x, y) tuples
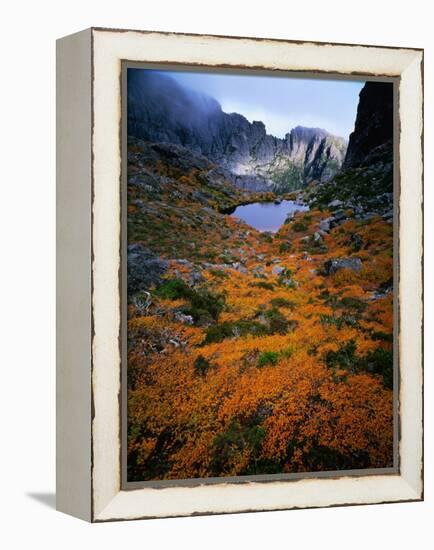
(126, 135), (394, 481)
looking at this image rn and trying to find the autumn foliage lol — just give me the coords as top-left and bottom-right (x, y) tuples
(127, 145), (394, 481)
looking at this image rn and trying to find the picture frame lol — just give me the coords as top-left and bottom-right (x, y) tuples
(56, 27), (423, 522)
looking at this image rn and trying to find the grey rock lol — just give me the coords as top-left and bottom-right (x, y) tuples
(128, 169), (162, 192)
(328, 199), (344, 208)
(272, 265), (285, 276)
(127, 244), (169, 293)
(368, 286), (393, 301)
(323, 257), (363, 276)
(173, 312), (194, 325)
(232, 262), (248, 274)
(188, 270), (205, 286)
(319, 217), (334, 232)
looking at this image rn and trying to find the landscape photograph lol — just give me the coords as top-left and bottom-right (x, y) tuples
(125, 67), (395, 482)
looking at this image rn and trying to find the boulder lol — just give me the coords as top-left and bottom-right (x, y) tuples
(127, 244), (169, 293)
(173, 311), (194, 325)
(323, 257), (362, 276)
(188, 270), (205, 286)
(272, 265), (285, 276)
(319, 217), (334, 232)
(232, 262), (248, 274)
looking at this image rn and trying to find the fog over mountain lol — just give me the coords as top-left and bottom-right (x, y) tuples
(127, 70), (347, 192)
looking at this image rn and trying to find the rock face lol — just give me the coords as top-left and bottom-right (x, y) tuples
(343, 82), (393, 169)
(127, 244), (169, 293)
(127, 138), (244, 211)
(303, 81), (394, 217)
(127, 69), (347, 193)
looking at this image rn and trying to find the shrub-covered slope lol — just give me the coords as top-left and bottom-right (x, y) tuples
(126, 130), (394, 480)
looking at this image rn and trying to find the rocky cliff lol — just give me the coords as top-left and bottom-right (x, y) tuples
(127, 70), (347, 193)
(343, 82), (393, 169)
(303, 81), (394, 219)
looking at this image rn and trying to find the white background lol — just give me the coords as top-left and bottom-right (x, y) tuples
(0, 0), (432, 547)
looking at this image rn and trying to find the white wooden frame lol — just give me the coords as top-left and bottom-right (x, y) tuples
(56, 27), (423, 522)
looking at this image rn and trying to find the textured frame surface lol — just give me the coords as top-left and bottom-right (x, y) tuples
(58, 27), (423, 523)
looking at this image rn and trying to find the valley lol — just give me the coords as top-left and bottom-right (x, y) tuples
(126, 77), (395, 481)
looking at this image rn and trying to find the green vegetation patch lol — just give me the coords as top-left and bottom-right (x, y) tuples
(270, 297), (296, 309)
(257, 351), (279, 368)
(271, 163), (304, 194)
(155, 278), (226, 325)
(209, 421), (267, 475)
(324, 340), (393, 389)
(249, 280), (275, 290)
(201, 320), (269, 345)
(292, 221), (308, 232)
(193, 355), (214, 376)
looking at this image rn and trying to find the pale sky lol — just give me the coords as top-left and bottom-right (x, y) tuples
(166, 70), (365, 140)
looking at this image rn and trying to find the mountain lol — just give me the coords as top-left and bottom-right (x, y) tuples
(343, 82), (393, 169)
(127, 70), (347, 193)
(126, 76), (395, 480)
(303, 81), (394, 218)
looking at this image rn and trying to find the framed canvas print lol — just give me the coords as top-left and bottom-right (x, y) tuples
(56, 28), (423, 522)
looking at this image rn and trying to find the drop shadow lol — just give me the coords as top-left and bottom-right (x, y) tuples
(26, 492), (56, 510)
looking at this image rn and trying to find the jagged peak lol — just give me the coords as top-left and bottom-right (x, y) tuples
(128, 71), (347, 191)
(289, 126), (330, 141)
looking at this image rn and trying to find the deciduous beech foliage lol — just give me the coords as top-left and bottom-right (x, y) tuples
(127, 147), (394, 481)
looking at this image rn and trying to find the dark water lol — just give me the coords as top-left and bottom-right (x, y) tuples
(231, 200), (309, 232)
